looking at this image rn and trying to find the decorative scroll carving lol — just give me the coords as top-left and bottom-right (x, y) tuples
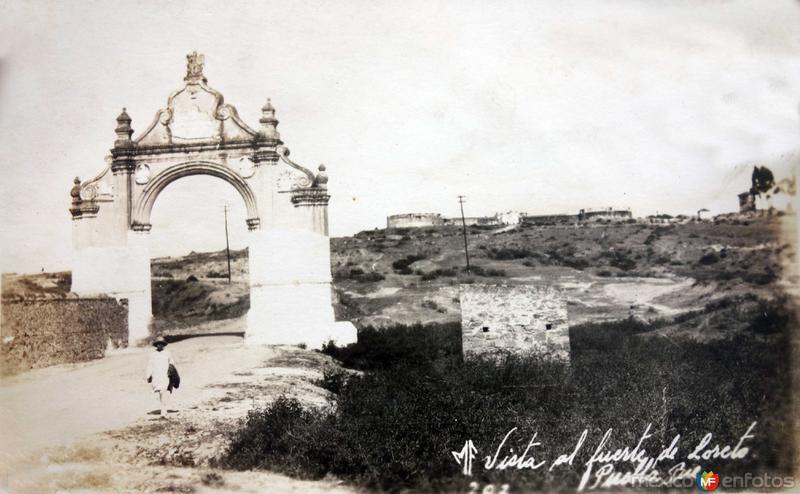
(69, 177), (101, 219)
(79, 184), (98, 201)
(276, 146), (315, 188)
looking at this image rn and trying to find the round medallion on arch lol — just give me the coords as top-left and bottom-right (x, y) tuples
(237, 157), (255, 178)
(134, 163), (152, 185)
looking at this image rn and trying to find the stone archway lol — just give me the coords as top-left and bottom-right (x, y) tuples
(69, 53), (356, 348)
(132, 161), (260, 231)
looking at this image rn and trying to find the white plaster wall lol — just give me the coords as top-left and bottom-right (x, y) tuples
(245, 227), (355, 346)
(71, 231), (152, 345)
(247, 283), (356, 347)
(248, 228), (332, 285)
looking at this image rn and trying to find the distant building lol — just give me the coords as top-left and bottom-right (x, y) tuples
(520, 208), (632, 226)
(442, 216), (501, 227)
(387, 213), (444, 228)
(496, 210), (522, 225)
(519, 213), (576, 226)
(578, 208), (632, 221)
(460, 284), (569, 360)
(388, 207), (632, 229)
(738, 192), (756, 213)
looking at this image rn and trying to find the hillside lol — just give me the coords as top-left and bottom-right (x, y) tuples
(3, 214), (795, 337)
(329, 214), (795, 329)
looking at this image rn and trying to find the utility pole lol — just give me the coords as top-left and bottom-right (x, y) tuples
(458, 195), (471, 273)
(223, 204), (232, 284)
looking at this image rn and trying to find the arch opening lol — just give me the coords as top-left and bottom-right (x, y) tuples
(137, 167), (256, 337)
(132, 161), (259, 231)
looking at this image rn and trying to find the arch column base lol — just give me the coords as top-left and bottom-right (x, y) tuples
(245, 282), (356, 348)
(71, 233), (153, 347)
(244, 227), (357, 348)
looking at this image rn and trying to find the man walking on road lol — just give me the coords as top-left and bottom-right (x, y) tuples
(145, 336), (177, 417)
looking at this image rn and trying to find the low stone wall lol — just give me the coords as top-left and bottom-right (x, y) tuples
(460, 284), (570, 360)
(1, 297), (128, 375)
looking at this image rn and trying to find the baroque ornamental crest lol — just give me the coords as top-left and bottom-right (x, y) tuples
(185, 51), (206, 83)
(134, 52), (260, 146)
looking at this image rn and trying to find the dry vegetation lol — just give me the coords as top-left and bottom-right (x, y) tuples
(2, 213), (796, 492)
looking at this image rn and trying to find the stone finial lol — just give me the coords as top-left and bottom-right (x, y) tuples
(315, 164), (328, 188)
(71, 177), (82, 204)
(185, 51), (206, 83)
(114, 108), (134, 148)
(259, 98), (280, 140)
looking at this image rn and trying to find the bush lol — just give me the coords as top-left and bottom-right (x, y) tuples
(609, 252), (636, 271)
(355, 271), (385, 283)
(321, 322), (461, 371)
(317, 367), (350, 394)
(487, 247), (532, 260)
(219, 304), (794, 491)
(333, 268), (385, 283)
(698, 252), (720, 265)
(563, 257), (590, 270)
(743, 269), (777, 286)
(392, 254), (426, 274)
(464, 266), (506, 277)
(421, 268), (457, 281)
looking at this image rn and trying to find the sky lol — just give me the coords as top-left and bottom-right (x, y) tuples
(1, 0), (799, 272)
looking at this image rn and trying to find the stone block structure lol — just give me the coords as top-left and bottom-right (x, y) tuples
(460, 284), (570, 360)
(1, 298), (128, 375)
(69, 53), (356, 347)
(386, 213), (444, 228)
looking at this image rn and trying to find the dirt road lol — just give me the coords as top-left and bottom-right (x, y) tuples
(0, 335), (357, 493)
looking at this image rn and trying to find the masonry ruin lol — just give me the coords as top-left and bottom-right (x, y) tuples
(460, 284), (570, 360)
(69, 53), (356, 347)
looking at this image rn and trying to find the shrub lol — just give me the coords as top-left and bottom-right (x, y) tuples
(743, 270), (777, 286)
(355, 271), (385, 283)
(421, 268), (457, 281)
(219, 303), (794, 491)
(487, 247), (532, 260)
(334, 268), (385, 283)
(463, 266), (505, 277)
(698, 252), (720, 265)
(392, 254), (426, 274)
(609, 252), (636, 271)
(563, 257), (590, 270)
(321, 322), (461, 371)
(317, 367), (350, 394)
